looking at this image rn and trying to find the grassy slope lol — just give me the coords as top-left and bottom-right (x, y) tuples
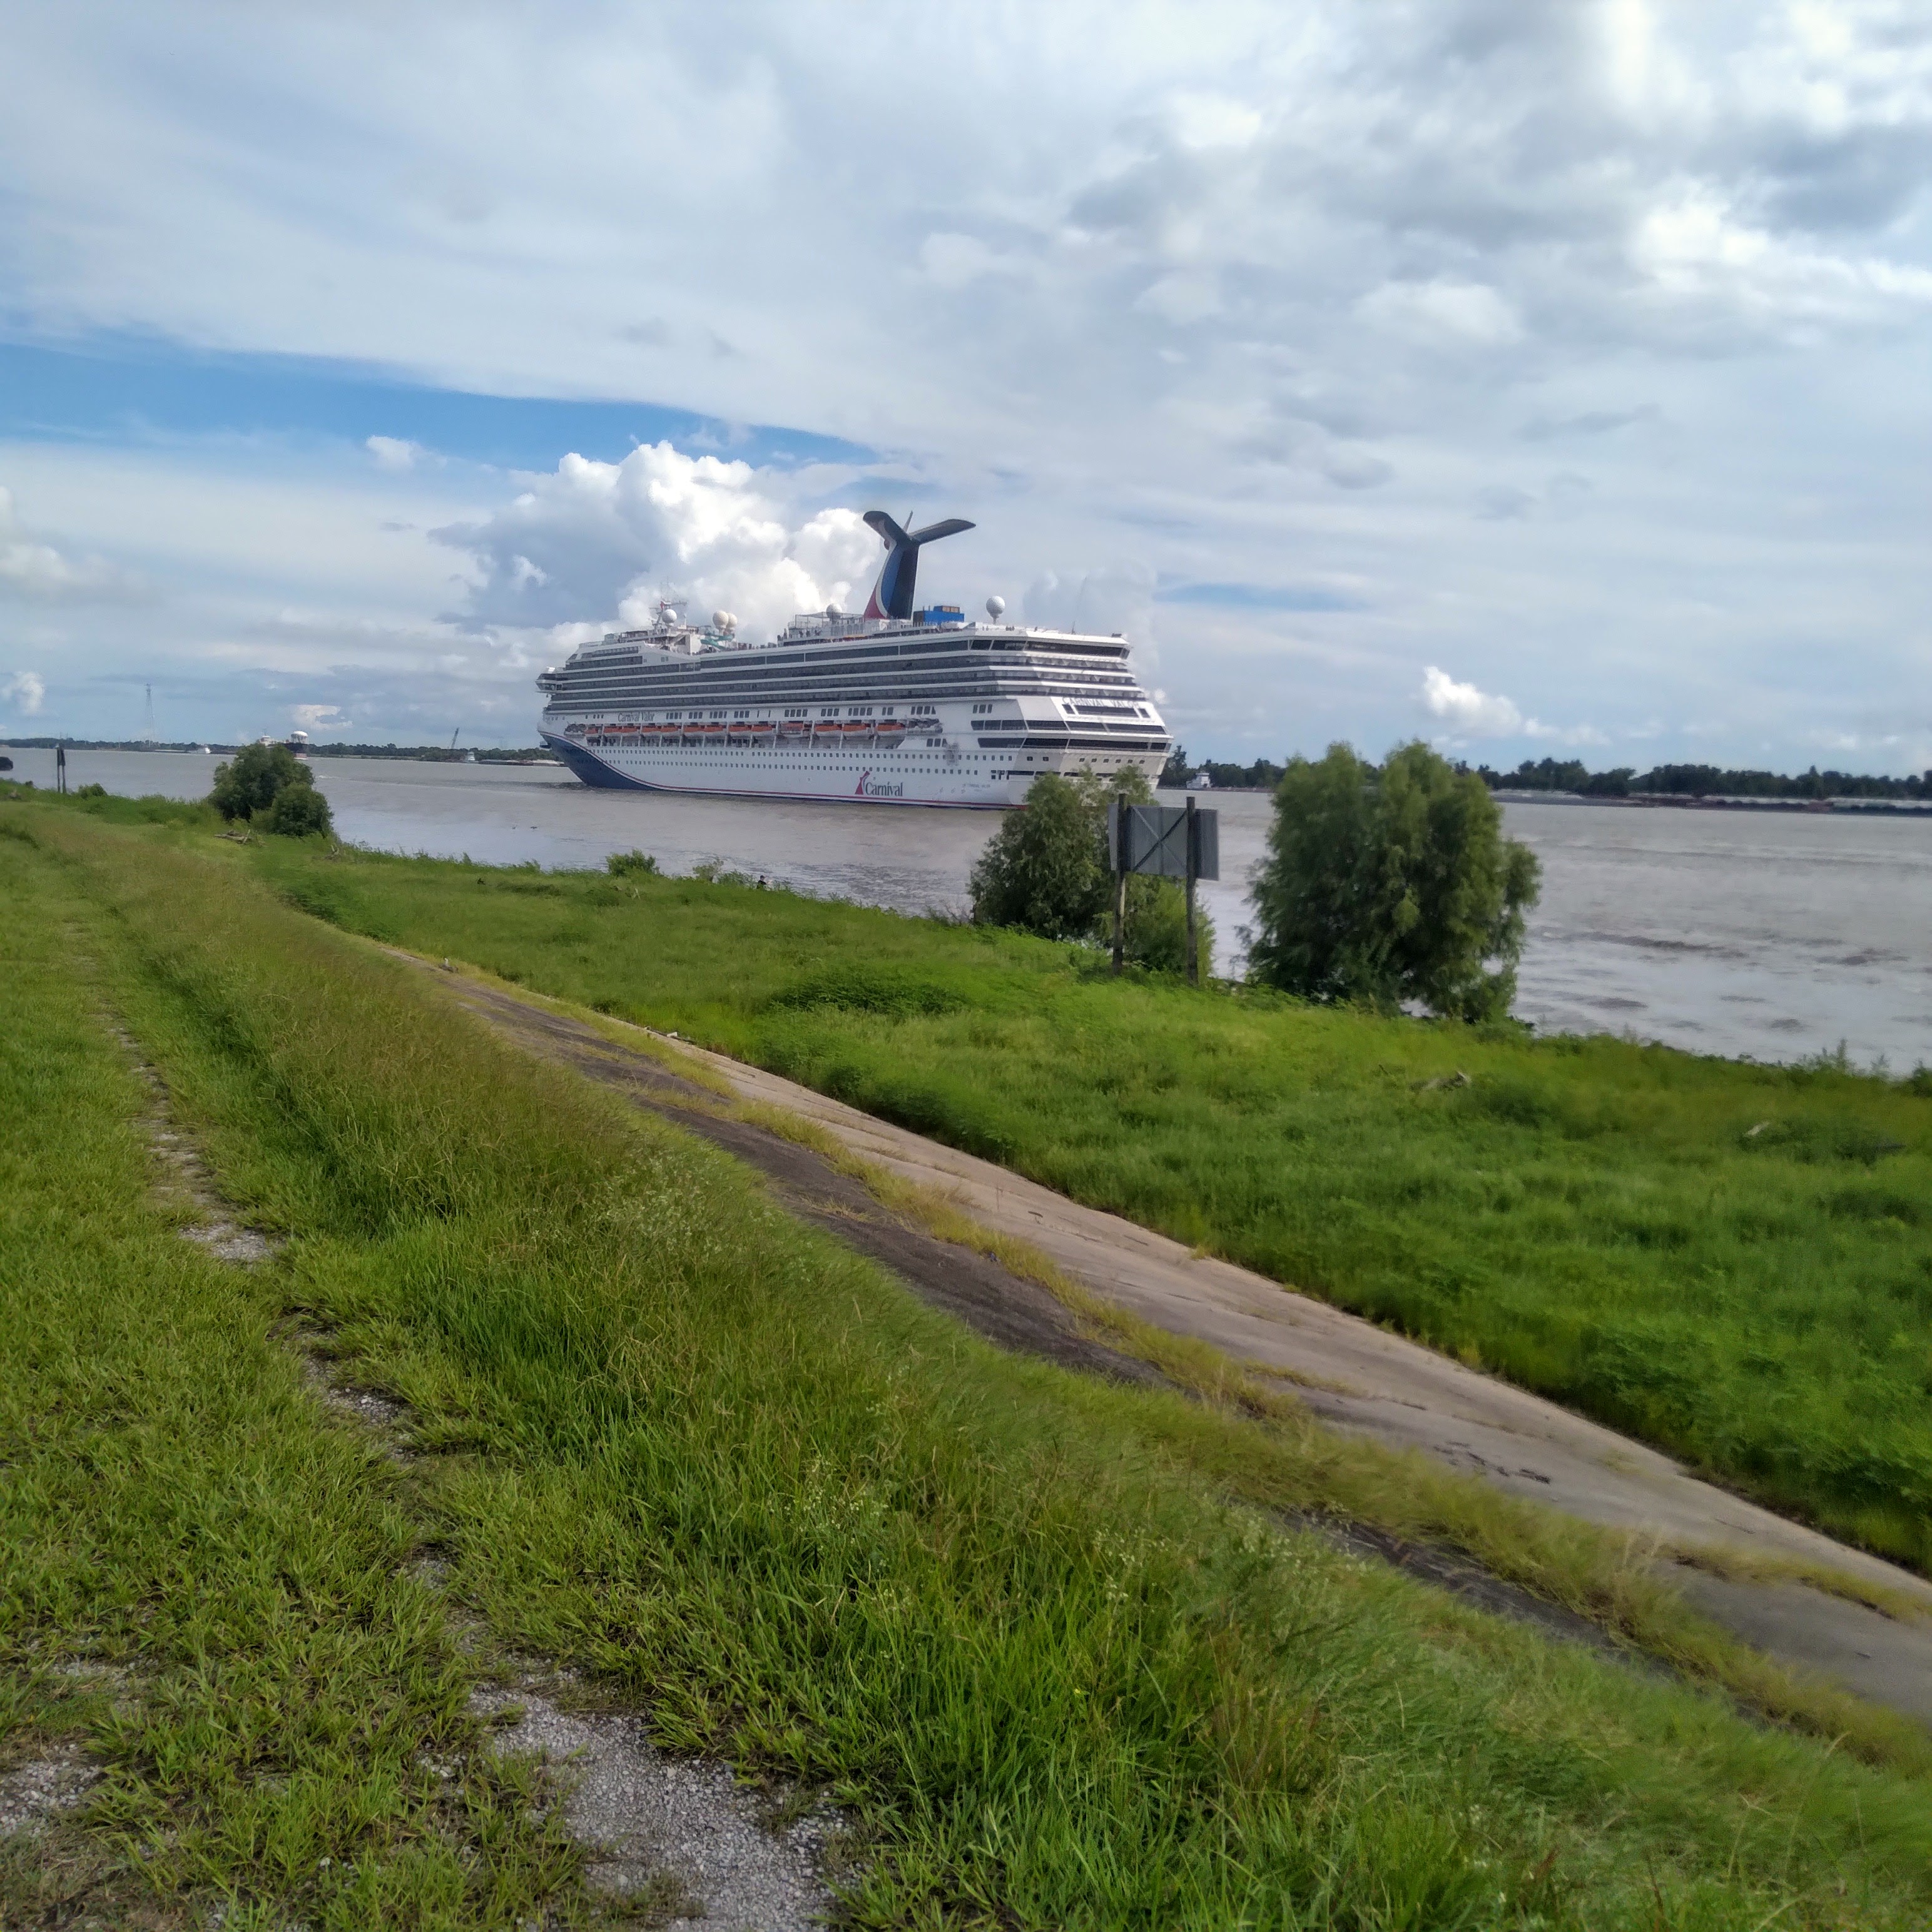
(238, 837), (1932, 1574)
(0, 825), (584, 1929)
(8, 816), (1932, 1925)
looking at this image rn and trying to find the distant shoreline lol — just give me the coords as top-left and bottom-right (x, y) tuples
(0, 739), (559, 766)
(1488, 789), (1932, 817)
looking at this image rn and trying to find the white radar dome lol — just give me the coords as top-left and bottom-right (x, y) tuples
(825, 602), (841, 618)
(713, 609), (736, 631)
(985, 595), (1006, 619)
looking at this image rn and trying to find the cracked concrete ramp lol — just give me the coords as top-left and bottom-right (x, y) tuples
(411, 962), (1932, 1730)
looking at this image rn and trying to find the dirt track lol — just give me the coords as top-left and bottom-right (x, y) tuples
(420, 963), (1932, 1729)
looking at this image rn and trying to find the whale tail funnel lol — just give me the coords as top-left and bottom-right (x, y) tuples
(861, 510), (975, 620)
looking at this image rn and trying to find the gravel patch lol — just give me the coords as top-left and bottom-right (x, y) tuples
(0, 1745), (102, 1839)
(472, 1686), (838, 1931)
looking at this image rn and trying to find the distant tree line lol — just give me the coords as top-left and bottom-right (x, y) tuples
(1475, 756), (1932, 801)
(1158, 745), (1285, 790)
(303, 743), (557, 763)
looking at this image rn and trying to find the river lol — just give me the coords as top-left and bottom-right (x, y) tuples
(11, 745), (1930, 1071)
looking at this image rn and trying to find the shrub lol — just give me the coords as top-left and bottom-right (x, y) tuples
(606, 848), (659, 877)
(969, 774), (1107, 940)
(260, 778), (333, 838)
(1249, 741), (1539, 1020)
(209, 741), (332, 836)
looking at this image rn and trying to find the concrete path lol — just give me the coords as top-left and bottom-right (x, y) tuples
(422, 963), (1932, 1729)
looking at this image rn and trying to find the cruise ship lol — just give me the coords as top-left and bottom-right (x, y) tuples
(536, 512), (1171, 807)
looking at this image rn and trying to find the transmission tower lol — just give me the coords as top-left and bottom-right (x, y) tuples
(143, 683), (155, 743)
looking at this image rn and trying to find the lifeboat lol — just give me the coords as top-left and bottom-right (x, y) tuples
(747, 719), (777, 741)
(778, 718), (808, 740)
(694, 720), (726, 740)
(810, 719), (843, 743)
(841, 719), (875, 741)
(874, 718), (906, 744)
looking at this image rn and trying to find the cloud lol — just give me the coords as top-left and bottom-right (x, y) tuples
(1, 669), (46, 714)
(433, 441), (881, 640)
(1423, 665), (1526, 736)
(1359, 279), (1523, 347)
(1421, 666), (1604, 746)
(365, 435), (427, 471)
(1518, 406), (1659, 441)
(291, 703), (350, 731)
(919, 232), (1024, 290)
(1, 6), (1929, 766)
(0, 486), (133, 599)
(1024, 565), (1156, 646)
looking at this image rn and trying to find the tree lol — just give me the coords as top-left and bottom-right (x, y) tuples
(260, 778), (333, 837)
(969, 773), (1107, 939)
(970, 767), (1214, 977)
(208, 741), (333, 836)
(1249, 741), (1538, 1020)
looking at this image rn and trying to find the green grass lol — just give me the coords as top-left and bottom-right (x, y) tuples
(227, 833), (1932, 1574)
(12, 808), (1932, 1924)
(0, 827), (586, 1928)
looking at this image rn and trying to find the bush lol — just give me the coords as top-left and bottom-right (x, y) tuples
(208, 741), (332, 837)
(969, 769), (1214, 975)
(606, 848), (659, 877)
(1249, 740), (1539, 1020)
(260, 779), (333, 838)
(969, 774), (1107, 940)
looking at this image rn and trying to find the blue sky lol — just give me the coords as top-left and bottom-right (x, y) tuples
(1, 2), (1928, 768)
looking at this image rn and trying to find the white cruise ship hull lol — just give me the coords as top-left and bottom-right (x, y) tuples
(542, 730), (1134, 808)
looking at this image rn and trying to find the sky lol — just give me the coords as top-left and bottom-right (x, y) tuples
(1, 1), (1928, 771)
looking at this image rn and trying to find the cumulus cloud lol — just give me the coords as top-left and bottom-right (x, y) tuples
(434, 441), (881, 641)
(291, 703), (350, 731)
(1, 669), (46, 714)
(1421, 666), (1604, 746)
(0, 486), (132, 599)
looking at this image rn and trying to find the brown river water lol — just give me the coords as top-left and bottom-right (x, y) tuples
(12, 746), (1930, 1071)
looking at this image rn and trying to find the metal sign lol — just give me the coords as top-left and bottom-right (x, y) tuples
(1107, 801), (1219, 881)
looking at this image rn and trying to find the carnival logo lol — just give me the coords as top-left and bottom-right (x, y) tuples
(855, 771), (905, 799)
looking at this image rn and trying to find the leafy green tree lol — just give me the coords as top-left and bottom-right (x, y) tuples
(208, 741), (333, 836)
(260, 778), (333, 837)
(970, 767), (1214, 975)
(1249, 741), (1538, 1020)
(969, 773), (1107, 939)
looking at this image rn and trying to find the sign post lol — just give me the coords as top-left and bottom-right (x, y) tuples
(1184, 795), (1199, 987)
(1107, 796), (1219, 984)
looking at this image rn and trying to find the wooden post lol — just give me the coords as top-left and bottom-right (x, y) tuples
(1184, 795), (1199, 987)
(1111, 799), (1126, 975)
